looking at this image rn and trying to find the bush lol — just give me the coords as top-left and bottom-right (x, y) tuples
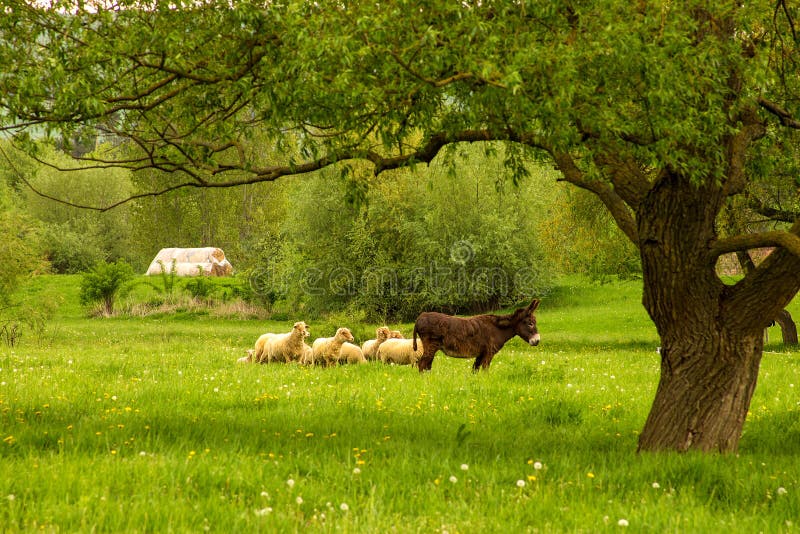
(40, 223), (106, 274)
(255, 148), (557, 321)
(79, 260), (135, 316)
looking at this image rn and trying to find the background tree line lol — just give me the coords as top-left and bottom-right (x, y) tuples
(0, 138), (637, 320)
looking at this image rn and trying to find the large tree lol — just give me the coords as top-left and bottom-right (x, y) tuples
(2, 1), (800, 452)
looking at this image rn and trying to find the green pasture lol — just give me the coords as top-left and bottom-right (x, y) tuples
(1, 276), (798, 532)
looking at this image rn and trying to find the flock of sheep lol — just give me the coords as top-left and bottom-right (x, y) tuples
(236, 322), (425, 367)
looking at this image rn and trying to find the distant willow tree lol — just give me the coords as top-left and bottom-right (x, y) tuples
(2, 1), (800, 453)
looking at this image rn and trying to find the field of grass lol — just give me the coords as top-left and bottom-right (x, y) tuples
(1, 275), (798, 532)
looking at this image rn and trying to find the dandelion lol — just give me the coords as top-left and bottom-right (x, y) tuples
(777, 487), (788, 496)
(587, 472), (595, 479)
(255, 507), (272, 516)
(353, 468), (361, 475)
(260, 491), (269, 498)
(516, 480), (526, 488)
(139, 451), (147, 457)
(533, 461), (543, 470)
(339, 503), (349, 511)
(618, 519), (629, 527)
(286, 478), (295, 488)
(652, 482), (660, 489)
(296, 496), (303, 505)
(449, 475), (458, 484)
(7, 494), (15, 501)
(460, 464), (469, 471)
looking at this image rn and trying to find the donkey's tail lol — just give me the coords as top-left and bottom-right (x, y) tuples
(412, 323), (418, 351)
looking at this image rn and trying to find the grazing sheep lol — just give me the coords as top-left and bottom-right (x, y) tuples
(389, 330), (404, 339)
(339, 342), (367, 364)
(362, 326), (391, 360)
(311, 327), (355, 366)
(377, 338), (424, 366)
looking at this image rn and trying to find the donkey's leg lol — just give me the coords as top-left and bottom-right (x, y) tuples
(417, 339), (439, 372)
(479, 352), (496, 370)
(472, 355), (485, 372)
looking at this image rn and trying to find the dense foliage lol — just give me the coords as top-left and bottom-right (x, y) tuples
(1, 138), (635, 318)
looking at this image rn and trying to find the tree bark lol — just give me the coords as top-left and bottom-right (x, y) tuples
(734, 251), (798, 346)
(637, 330), (762, 452)
(634, 171), (792, 453)
(775, 309), (798, 346)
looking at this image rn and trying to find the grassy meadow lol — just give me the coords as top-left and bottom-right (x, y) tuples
(1, 275), (798, 533)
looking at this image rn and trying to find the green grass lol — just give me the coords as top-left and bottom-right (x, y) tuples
(1, 275), (799, 532)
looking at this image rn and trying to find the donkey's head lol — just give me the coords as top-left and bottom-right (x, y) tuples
(514, 299), (540, 346)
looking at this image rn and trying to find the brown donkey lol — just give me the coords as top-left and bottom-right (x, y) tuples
(412, 299), (541, 372)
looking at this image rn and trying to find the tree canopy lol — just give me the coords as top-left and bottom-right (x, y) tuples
(3, 1), (800, 453)
(2, 1), (793, 218)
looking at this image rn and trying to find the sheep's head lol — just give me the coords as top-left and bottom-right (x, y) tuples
(335, 327), (354, 343)
(293, 321), (310, 337)
(389, 330), (404, 339)
(375, 326), (391, 342)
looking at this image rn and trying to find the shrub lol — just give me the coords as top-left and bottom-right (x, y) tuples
(79, 260), (135, 316)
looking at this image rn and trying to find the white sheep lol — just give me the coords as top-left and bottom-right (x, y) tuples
(311, 327), (355, 366)
(252, 333), (276, 363)
(266, 321), (311, 363)
(237, 348), (255, 364)
(389, 330), (404, 339)
(377, 338), (424, 366)
(250, 321), (310, 364)
(299, 343), (314, 365)
(339, 342), (367, 364)
(362, 326), (391, 360)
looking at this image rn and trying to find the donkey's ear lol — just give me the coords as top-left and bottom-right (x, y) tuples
(527, 299), (540, 312)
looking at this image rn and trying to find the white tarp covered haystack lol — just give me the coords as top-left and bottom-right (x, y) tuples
(145, 247), (234, 277)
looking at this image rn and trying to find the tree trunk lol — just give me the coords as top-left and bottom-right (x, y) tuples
(735, 251), (798, 346)
(774, 309), (798, 346)
(635, 172), (775, 453)
(637, 329), (762, 452)
(103, 296), (114, 317)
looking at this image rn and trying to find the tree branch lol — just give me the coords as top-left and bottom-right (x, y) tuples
(747, 197), (799, 223)
(758, 97), (800, 128)
(708, 229), (800, 263)
(550, 151), (639, 244)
